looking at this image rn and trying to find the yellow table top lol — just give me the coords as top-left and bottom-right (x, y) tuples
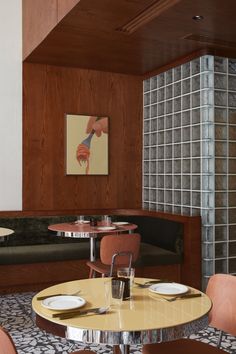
(32, 278), (212, 345)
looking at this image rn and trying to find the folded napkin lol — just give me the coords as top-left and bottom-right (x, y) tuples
(37, 294), (64, 300)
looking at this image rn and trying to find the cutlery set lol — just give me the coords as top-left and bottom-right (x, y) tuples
(160, 293), (202, 302)
(52, 306), (109, 320)
(134, 279), (170, 288)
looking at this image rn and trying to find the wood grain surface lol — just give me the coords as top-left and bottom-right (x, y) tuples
(23, 63), (142, 210)
(57, 0), (81, 22)
(0, 259), (89, 294)
(23, 0), (236, 75)
(23, 0), (81, 59)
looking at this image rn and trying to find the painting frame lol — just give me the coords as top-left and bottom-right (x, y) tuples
(65, 113), (109, 176)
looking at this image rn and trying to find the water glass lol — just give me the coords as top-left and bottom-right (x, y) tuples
(104, 278), (124, 308)
(77, 215), (84, 223)
(117, 267), (135, 299)
(103, 215), (112, 225)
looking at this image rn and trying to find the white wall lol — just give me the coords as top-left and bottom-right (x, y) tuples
(0, 1), (22, 210)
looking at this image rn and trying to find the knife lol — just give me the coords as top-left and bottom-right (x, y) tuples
(52, 307), (100, 318)
(179, 293), (202, 299)
(164, 293), (202, 302)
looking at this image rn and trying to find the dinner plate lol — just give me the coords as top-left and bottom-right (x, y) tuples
(74, 220), (90, 224)
(41, 296), (86, 311)
(96, 226), (117, 231)
(113, 222), (129, 226)
(149, 283), (189, 296)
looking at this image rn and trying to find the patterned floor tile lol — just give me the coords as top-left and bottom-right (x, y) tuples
(0, 292), (236, 353)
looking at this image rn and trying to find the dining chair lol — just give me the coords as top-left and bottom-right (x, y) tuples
(0, 325), (96, 354)
(86, 233), (141, 278)
(0, 326), (17, 354)
(142, 273), (236, 354)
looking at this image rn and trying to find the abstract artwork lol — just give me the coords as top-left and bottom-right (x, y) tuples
(66, 114), (109, 175)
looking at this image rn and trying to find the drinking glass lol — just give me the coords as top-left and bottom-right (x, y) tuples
(77, 215), (84, 223)
(117, 267), (135, 299)
(104, 278), (124, 308)
(102, 215), (112, 225)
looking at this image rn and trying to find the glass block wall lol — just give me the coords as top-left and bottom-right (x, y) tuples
(143, 55), (236, 288)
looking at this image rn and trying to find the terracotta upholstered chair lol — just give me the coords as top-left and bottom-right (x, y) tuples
(86, 233), (141, 278)
(142, 273), (236, 354)
(0, 325), (97, 354)
(0, 326), (17, 354)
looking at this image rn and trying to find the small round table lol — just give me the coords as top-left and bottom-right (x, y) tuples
(48, 222), (137, 262)
(32, 278), (212, 354)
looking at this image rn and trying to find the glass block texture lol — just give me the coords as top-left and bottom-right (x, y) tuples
(143, 55), (236, 287)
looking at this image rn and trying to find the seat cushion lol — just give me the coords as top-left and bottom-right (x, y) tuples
(135, 242), (182, 267)
(142, 338), (226, 354)
(0, 243), (91, 265)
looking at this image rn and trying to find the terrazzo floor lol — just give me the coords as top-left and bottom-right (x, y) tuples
(0, 292), (236, 354)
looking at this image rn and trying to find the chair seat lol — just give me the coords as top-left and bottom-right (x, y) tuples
(86, 260), (130, 276)
(142, 338), (227, 354)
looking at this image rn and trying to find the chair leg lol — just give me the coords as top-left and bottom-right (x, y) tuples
(217, 330), (223, 348)
(89, 268), (96, 278)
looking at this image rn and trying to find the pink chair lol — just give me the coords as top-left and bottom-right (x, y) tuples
(0, 326), (17, 354)
(0, 325), (97, 354)
(142, 273), (236, 354)
(86, 233), (141, 278)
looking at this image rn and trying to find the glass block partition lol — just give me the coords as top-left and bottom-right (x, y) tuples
(143, 55), (236, 288)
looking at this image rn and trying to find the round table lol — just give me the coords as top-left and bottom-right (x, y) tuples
(48, 222), (137, 262)
(32, 278), (212, 354)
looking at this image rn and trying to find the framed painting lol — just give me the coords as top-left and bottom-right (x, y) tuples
(65, 114), (109, 175)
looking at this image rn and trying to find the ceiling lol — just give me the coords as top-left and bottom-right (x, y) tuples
(24, 0), (236, 76)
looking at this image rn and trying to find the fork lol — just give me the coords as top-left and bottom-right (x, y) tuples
(80, 116), (102, 149)
(161, 293), (202, 302)
(81, 130), (95, 148)
(55, 306), (109, 320)
(134, 280), (170, 288)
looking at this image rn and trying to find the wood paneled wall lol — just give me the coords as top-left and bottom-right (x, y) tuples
(23, 0), (81, 59)
(23, 63), (142, 210)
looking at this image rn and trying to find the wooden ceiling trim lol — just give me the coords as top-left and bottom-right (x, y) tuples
(142, 48), (209, 80)
(23, 0), (57, 59)
(23, 0), (81, 60)
(117, 0), (182, 34)
(23, 0), (236, 76)
(183, 34), (236, 49)
(57, 0), (81, 22)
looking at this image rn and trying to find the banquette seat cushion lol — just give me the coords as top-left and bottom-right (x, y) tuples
(0, 215), (183, 267)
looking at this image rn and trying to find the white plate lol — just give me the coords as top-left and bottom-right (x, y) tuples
(149, 283), (189, 296)
(74, 220), (90, 224)
(41, 296), (86, 311)
(113, 222), (129, 226)
(96, 226), (117, 231)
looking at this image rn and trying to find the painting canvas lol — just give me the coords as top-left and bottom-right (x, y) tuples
(66, 114), (109, 175)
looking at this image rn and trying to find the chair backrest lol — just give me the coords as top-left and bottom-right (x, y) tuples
(0, 326), (17, 354)
(100, 233), (141, 266)
(207, 273), (236, 336)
